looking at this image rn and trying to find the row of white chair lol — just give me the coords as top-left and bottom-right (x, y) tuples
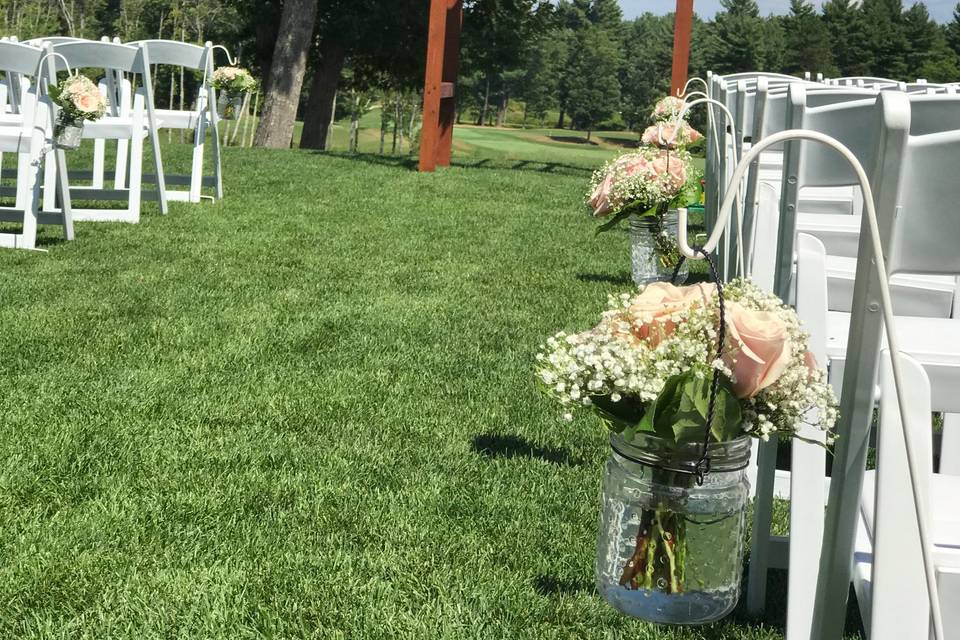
(697, 72), (960, 639)
(0, 35), (227, 249)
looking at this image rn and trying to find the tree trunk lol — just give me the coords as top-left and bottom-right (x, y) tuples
(495, 91), (508, 127)
(300, 39), (346, 150)
(253, 0), (320, 149)
(586, 130), (592, 142)
(391, 96), (399, 154)
(477, 78), (490, 126)
(557, 109), (565, 129)
(379, 97), (388, 154)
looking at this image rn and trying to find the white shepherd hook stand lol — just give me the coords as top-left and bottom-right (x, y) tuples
(676, 128), (946, 640)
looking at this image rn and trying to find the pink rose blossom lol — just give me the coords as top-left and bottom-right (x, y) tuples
(722, 302), (793, 398)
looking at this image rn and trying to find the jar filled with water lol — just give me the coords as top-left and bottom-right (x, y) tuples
(595, 431), (751, 625)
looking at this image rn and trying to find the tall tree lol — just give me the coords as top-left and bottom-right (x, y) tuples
(565, 25), (621, 139)
(253, 0), (320, 149)
(948, 3), (960, 58)
(704, 0), (768, 74)
(782, 0), (836, 76)
(860, 0), (908, 79)
(902, 3), (944, 76)
(619, 13), (672, 131)
(822, 0), (873, 76)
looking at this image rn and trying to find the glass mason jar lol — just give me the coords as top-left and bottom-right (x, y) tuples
(54, 118), (84, 150)
(595, 431), (752, 625)
(217, 92), (244, 120)
(629, 210), (688, 287)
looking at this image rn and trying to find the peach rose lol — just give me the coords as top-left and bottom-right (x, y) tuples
(74, 91), (101, 114)
(589, 155), (651, 216)
(722, 301), (793, 398)
(589, 171), (616, 217)
(629, 282), (717, 346)
(649, 151), (687, 192)
(641, 123), (703, 149)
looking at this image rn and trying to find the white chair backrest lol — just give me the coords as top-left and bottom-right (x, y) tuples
(50, 40), (148, 75)
(127, 39), (210, 72)
(882, 94), (960, 276)
(0, 39), (45, 77)
(23, 36), (87, 47)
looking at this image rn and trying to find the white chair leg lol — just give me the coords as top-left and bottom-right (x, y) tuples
(16, 150), (38, 250)
(128, 133), (143, 223)
(115, 138), (129, 189)
(42, 146), (57, 213)
(189, 117), (206, 203)
(211, 118), (223, 199)
(54, 148), (73, 241)
(746, 438), (778, 615)
(92, 138), (105, 188)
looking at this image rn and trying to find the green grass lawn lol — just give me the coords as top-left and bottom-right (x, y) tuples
(0, 140), (860, 638)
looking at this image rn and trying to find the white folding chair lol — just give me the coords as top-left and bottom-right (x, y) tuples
(127, 39), (222, 203)
(774, 83), (957, 318)
(743, 91), (960, 631)
(853, 351), (960, 640)
(789, 91), (960, 639)
(0, 40), (73, 248)
(43, 39), (167, 223)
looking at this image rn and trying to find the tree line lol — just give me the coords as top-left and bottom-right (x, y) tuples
(1, 0), (959, 149)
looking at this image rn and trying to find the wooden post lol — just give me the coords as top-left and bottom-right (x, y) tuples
(420, 0), (461, 172)
(436, 0), (462, 167)
(670, 0), (694, 97)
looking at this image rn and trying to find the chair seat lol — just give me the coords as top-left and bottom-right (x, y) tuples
(798, 212), (861, 257)
(153, 108), (201, 130)
(0, 126), (30, 153)
(83, 115), (154, 139)
(827, 312), (960, 410)
(824, 255), (956, 317)
(861, 471), (960, 552)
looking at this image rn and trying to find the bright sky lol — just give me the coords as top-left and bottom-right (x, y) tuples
(620, 0), (956, 22)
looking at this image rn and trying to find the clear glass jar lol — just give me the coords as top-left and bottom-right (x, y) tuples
(629, 210), (688, 287)
(54, 119), (83, 150)
(595, 431), (752, 625)
(217, 92), (244, 120)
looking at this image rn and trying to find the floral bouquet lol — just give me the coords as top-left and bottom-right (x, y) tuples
(641, 121), (703, 150)
(211, 66), (256, 120)
(652, 96), (685, 122)
(588, 147), (701, 284)
(536, 279), (837, 621)
(48, 75), (108, 149)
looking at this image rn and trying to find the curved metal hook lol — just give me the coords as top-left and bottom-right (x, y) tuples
(672, 96), (744, 277)
(676, 127), (947, 640)
(35, 51), (73, 80)
(211, 44), (238, 66)
(679, 77), (708, 98)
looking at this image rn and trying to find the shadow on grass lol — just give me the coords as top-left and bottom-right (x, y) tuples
(471, 433), (583, 466)
(730, 563), (865, 638)
(597, 135), (638, 149)
(316, 151), (595, 177)
(548, 135), (598, 146)
(576, 271), (633, 286)
(533, 574), (593, 596)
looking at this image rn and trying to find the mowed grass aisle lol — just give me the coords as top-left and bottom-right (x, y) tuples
(0, 145), (854, 638)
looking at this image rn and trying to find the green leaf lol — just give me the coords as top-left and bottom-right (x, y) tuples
(594, 209), (632, 234)
(709, 375), (743, 443)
